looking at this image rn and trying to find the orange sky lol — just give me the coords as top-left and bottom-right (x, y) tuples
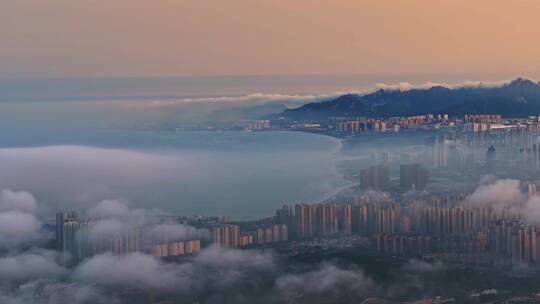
(1, 0), (540, 79)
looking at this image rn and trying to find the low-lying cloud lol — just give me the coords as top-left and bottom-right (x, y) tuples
(466, 179), (524, 209)
(0, 252), (65, 286)
(73, 252), (187, 292)
(275, 263), (377, 303)
(401, 259), (445, 274)
(375, 79), (512, 91)
(0, 142), (346, 220)
(0, 190), (49, 250)
(140, 92), (340, 109)
(0, 187), (465, 303)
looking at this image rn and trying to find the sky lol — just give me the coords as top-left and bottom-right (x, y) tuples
(1, 0), (540, 80)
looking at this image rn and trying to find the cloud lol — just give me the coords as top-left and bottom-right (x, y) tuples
(0, 142), (349, 221)
(138, 92), (341, 109)
(73, 246), (276, 297)
(0, 190), (38, 214)
(195, 245), (274, 270)
(375, 79), (512, 91)
(0, 250), (66, 283)
(87, 199), (158, 226)
(147, 223), (209, 243)
(274, 263), (377, 303)
(142, 77), (525, 111)
(0, 146), (208, 213)
(375, 82), (415, 90)
(386, 259), (447, 299)
(82, 199), (209, 244)
(401, 259), (445, 274)
(0, 190), (48, 249)
(522, 195), (540, 225)
(82, 201), (209, 243)
(466, 179), (524, 209)
(85, 218), (130, 241)
(88, 199), (167, 222)
(0, 211), (44, 248)
(117, 92), (346, 125)
(0, 77), (531, 129)
(0, 280), (116, 304)
(73, 252), (188, 292)
(89, 199), (133, 219)
(478, 174), (497, 185)
(0, 184), (460, 303)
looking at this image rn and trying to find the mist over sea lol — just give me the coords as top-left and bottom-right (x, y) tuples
(0, 129), (348, 220)
(2, 73), (510, 220)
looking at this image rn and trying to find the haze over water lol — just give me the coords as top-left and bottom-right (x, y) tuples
(0, 73), (525, 220)
(0, 129), (347, 220)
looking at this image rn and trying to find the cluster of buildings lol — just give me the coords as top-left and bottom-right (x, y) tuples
(238, 119), (271, 131)
(399, 164), (430, 190)
(60, 188), (538, 265)
(334, 114), (452, 134)
(360, 163), (429, 191)
(56, 212), (143, 260)
(211, 223), (288, 248)
(422, 126), (540, 173)
(264, 183), (540, 266)
(356, 125), (540, 179)
(463, 114), (502, 122)
(371, 195), (540, 265)
(360, 165), (390, 190)
(332, 114), (540, 139)
(153, 240), (201, 258)
(56, 183), (540, 266)
(460, 125), (540, 171)
(211, 224), (241, 248)
(55, 212), (205, 261)
(492, 220), (537, 264)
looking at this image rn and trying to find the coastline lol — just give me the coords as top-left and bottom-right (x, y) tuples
(302, 131), (362, 205)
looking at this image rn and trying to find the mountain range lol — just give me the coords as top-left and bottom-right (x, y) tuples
(269, 78), (540, 121)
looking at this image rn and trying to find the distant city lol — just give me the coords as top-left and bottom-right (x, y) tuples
(11, 104), (540, 303)
(5, 2), (540, 303)
(54, 113), (540, 271)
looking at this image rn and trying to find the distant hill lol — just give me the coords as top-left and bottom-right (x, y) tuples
(269, 78), (540, 121)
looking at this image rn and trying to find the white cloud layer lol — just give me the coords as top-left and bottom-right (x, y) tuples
(0, 190), (49, 249)
(466, 179), (524, 209)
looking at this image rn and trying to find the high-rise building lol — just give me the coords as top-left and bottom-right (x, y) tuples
(153, 243), (169, 257)
(448, 144), (465, 169)
(254, 224), (288, 245)
(212, 224), (240, 248)
(528, 183), (538, 200)
(313, 204), (338, 236)
(56, 212), (81, 253)
(276, 205), (295, 239)
(433, 134), (449, 168)
(486, 145), (496, 169)
(340, 205), (352, 236)
(400, 164), (430, 190)
(294, 204), (315, 239)
(240, 233), (254, 247)
(168, 241), (185, 256)
(56, 211), (143, 260)
(294, 204), (307, 239)
(352, 204), (369, 235)
(185, 239), (201, 254)
(360, 165), (390, 190)
(533, 144), (539, 169)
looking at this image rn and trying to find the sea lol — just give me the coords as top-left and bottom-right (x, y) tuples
(0, 129), (349, 220)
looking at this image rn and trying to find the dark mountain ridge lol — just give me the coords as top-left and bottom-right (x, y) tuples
(271, 78), (540, 121)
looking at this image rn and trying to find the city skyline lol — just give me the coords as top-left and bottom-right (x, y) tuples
(5, 1), (540, 303)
